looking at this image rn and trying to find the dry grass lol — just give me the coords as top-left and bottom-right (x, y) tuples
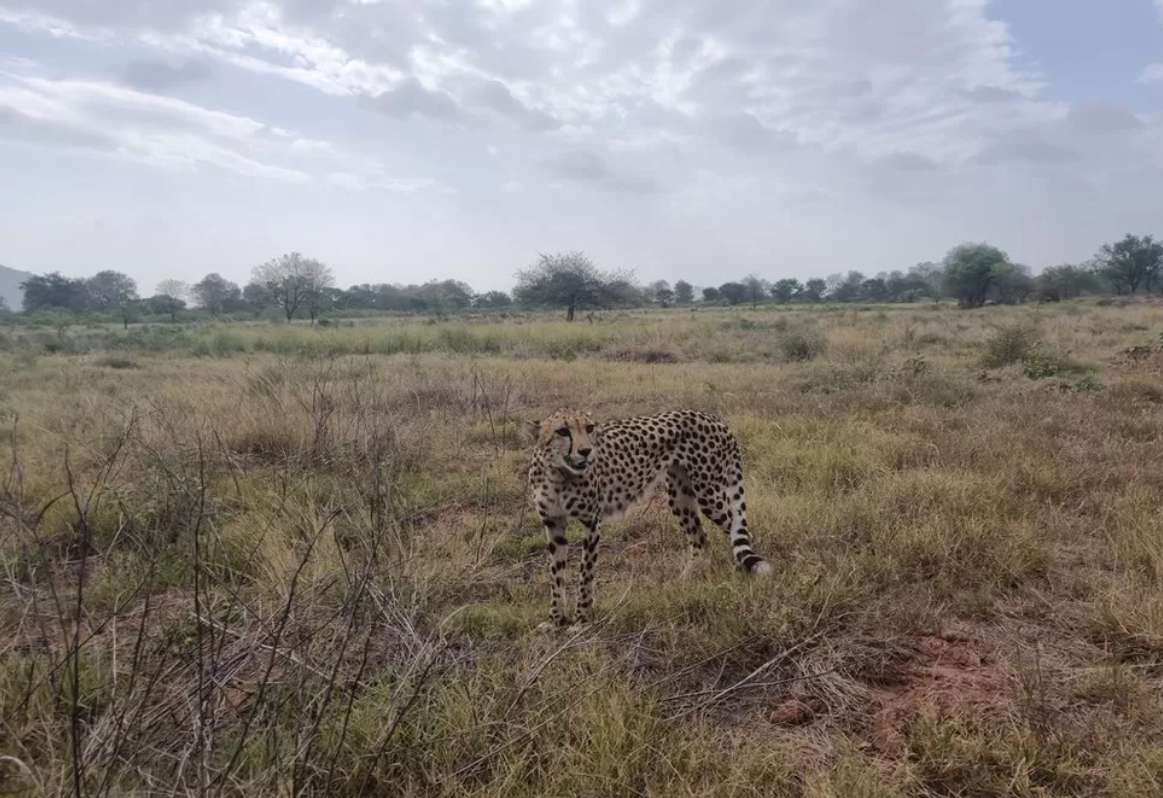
(2, 300), (1163, 795)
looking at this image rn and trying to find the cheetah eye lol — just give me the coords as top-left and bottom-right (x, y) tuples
(555, 426), (570, 437)
(585, 424), (595, 434)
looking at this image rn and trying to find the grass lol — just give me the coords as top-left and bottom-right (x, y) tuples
(2, 299), (1163, 795)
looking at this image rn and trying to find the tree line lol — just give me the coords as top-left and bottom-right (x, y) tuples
(10, 234), (1162, 322)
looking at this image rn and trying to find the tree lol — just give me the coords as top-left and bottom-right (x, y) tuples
(1036, 264), (1100, 301)
(513, 251), (628, 321)
(143, 294), (186, 320)
(909, 262), (944, 298)
(648, 280), (674, 308)
(771, 278), (802, 303)
(192, 273), (242, 316)
(743, 274), (768, 308)
(243, 281), (273, 313)
(154, 279), (188, 322)
(0, 295), (9, 314)
(417, 279), (474, 314)
(1096, 234), (1163, 295)
(885, 269), (934, 302)
(155, 279), (187, 302)
(86, 270), (139, 328)
(474, 290), (512, 309)
(718, 282), (748, 306)
(20, 272), (88, 312)
(860, 277), (889, 302)
(802, 279), (827, 302)
(993, 263), (1034, 305)
(252, 252), (334, 322)
(674, 280), (694, 305)
(86, 271), (138, 311)
(829, 271), (865, 302)
(701, 286), (721, 303)
(602, 277), (645, 308)
(942, 243), (1010, 308)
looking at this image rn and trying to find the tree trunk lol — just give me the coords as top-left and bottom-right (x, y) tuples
(566, 303), (575, 322)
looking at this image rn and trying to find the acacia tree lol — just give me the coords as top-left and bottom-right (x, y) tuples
(474, 290), (512, 309)
(743, 274), (768, 308)
(802, 278), (827, 302)
(673, 280), (694, 305)
(192, 273), (242, 316)
(86, 270), (139, 328)
(252, 252), (334, 322)
(154, 279), (188, 322)
(1096, 234), (1163, 295)
(1036, 264), (1100, 301)
(942, 243), (1010, 308)
(513, 251), (627, 321)
(771, 278), (802, 303)
(718, 282), (747, 305)
(20, 272), (88, 312)
(648, 280), (674, 307)
(993, 263), (1034, 305)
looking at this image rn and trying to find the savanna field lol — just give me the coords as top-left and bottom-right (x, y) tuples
(3, 301), (1163, 797)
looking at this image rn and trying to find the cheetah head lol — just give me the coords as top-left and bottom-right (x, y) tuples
(525, 409), (597, 476)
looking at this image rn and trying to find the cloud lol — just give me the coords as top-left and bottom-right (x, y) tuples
(539, 148), (661, 193)
(974, 129), (1077, 165)
(881, 152), (940, 172)
(0, 0), (1059, 169)
(1139, 63), (1163, 84)
(368, 77), (464, 121)
(465, 78), (560, 130)
(121, 58), (213, 92)
(1066, 102), (1142, 134)
(0, 66), (436, 188)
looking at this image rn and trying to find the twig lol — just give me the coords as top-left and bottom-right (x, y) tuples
(667, 632), (825, 721)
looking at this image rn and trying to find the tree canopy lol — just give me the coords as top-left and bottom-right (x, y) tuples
(1096, 234), (1163, 295)
(513, 251), (629, 320)
(252, 252), (334, 322)
(942, 243), (1010, 308)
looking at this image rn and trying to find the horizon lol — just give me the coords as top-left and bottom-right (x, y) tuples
(2, 1), (1162, 292)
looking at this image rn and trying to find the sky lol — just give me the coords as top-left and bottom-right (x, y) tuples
(1, 0), (1162, 294)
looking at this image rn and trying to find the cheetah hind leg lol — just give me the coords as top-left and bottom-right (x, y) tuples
(668, 467), (708, 579)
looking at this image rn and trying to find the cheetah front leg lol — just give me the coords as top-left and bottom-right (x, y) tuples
(575, 519), (601, 624)
(541, 517), (571, 628)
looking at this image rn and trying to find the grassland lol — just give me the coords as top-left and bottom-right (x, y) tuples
(2, 300), (1163, 796)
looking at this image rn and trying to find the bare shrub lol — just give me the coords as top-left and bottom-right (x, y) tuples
(779, 326), (827, 362)
(981, 322), (1040, 368)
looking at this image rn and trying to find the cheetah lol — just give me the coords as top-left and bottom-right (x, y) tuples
(524, 408), (771, 628)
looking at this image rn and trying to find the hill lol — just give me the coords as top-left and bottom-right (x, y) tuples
(0, 263), (34, 310)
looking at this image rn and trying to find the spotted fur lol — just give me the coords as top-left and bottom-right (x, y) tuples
(525, 408), (772, 627)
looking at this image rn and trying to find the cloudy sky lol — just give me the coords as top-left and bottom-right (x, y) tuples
(1, 0), (1162, 293)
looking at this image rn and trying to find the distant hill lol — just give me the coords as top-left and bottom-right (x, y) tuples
(0, 264), (35, 310)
